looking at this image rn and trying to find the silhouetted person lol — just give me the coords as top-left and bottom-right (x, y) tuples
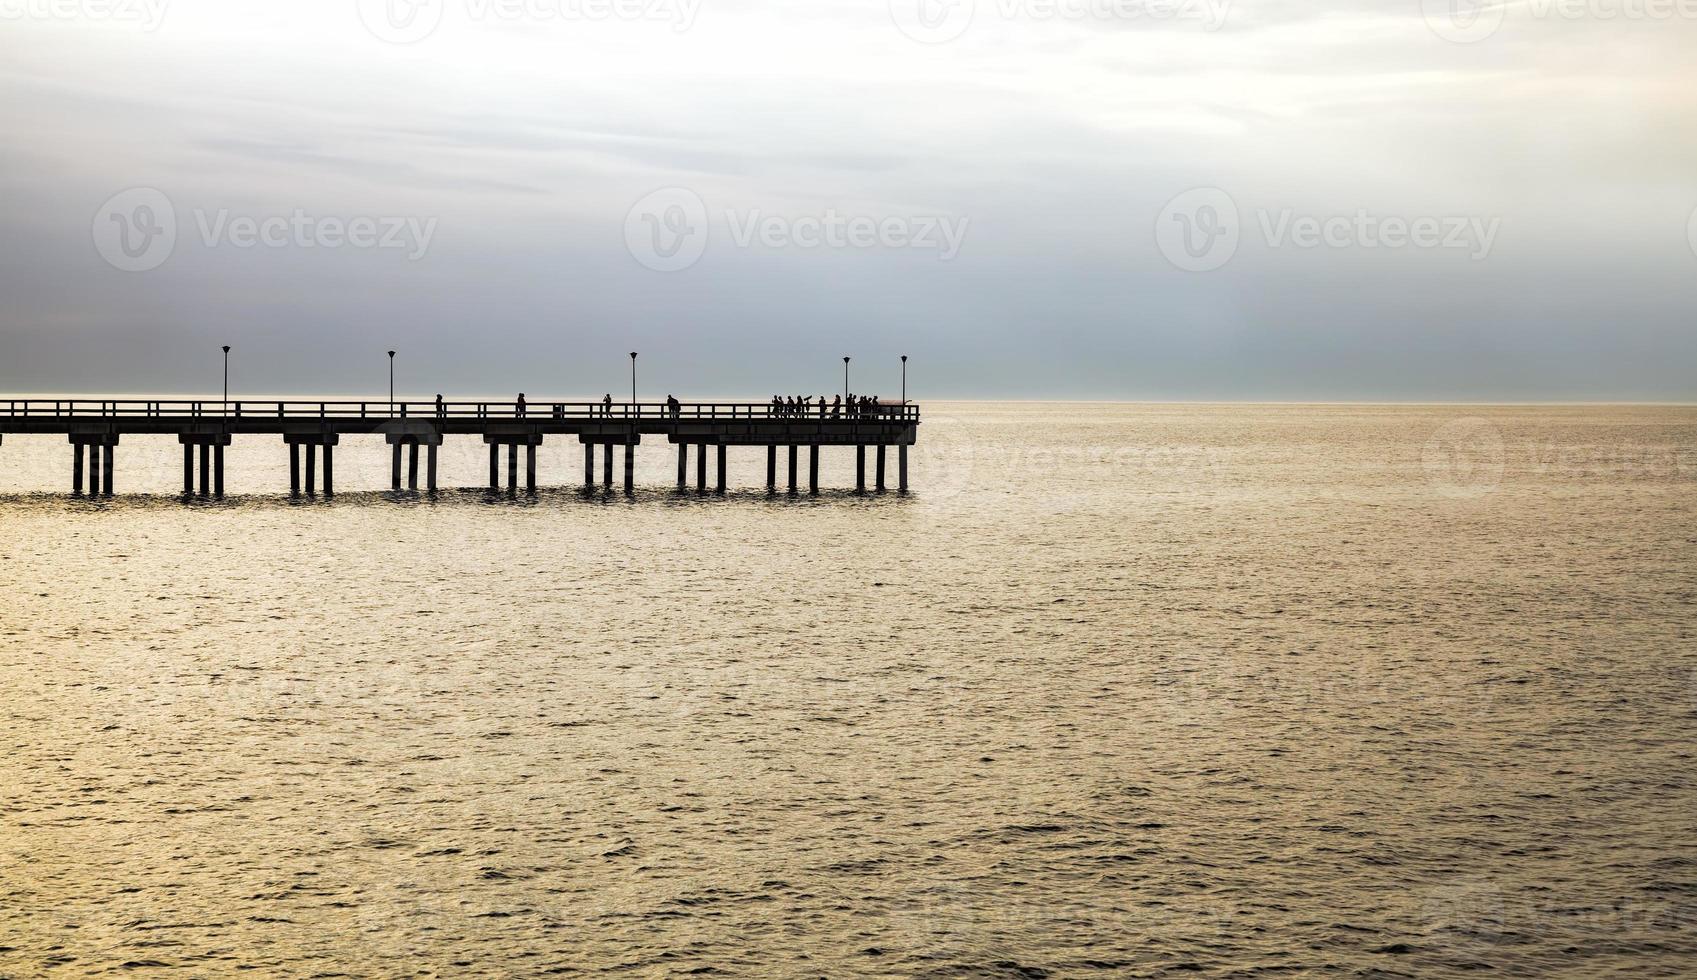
(516, 392), (526, 418)
(818, 395), (827, 418)
(435, 394), (444, 418)
(603, 393), (613, 417)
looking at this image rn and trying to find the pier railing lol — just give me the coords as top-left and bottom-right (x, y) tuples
(2, 400), (920, 422)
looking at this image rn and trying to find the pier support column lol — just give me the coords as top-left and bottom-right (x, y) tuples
(101, 443), (114, 497)
(302, 443), (314, 497)
(426, 444), (438, 494)
(89, 440), (102, 497)
(200, 443), (212, 498)
(507, 443), (518, 497)
(584, 444), (594, 488)
(489, 443), (500, 490)
(899, 444), (909, 493)
(289, 442), (300, 497)
(623, 443), (634, 495)
(696, 443), (707, 493)
(677, 443), (687, 489)
(283, 435), (334, 498)
(72, 442), (84, 496)
(855, 445), (866, 494)
(392, 443), (403, 491)
(407, 443), (419, 492)
(603, 444), (613, 488)
(766, 445), (776, 492)
(184, 444), (194, 496)
(876, 445), (887, 493)
(526, 444), (537, 495)
(716, 444), (726, 494)
(809, 445), (819, 496)
(212, 444), (224, 499)
(787, 445), (798, 494)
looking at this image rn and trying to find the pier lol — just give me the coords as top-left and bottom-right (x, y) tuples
(0, 400), (920, 498)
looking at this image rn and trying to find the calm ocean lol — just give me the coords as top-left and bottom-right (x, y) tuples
(2, 403), (1694, 976)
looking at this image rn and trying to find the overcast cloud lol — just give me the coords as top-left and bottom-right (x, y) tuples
(1, 0), (1693, 399)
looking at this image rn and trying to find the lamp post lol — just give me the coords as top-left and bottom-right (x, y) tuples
(630, 351), (638, 417)
(901, 354), (907, 406)
(843, 356), (850, 402)
(387, 350), (395, 418)
(222, 345), (231, 415)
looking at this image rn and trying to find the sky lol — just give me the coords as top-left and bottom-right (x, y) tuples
(0, 0), (1694, 400)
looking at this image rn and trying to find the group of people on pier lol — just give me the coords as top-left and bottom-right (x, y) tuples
(771, 394), (884, 418)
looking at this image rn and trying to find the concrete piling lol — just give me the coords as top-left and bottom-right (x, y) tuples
(787, 445), (798, 494)
(809, 445), (819, 496)
(677, 443), (687, 489)
(623, 443), (634, 495)
(301, 443), (313, 497)
(696, 443), (707, 493)
(322, 443), (333, 496)
(855, 445), (866, 494)
(212, 444), (223, 498)
(899, 443), (908, 493)
(766, 445), (776, 492)
(392, 443), (403, 491)
(526, 443), (537, 495)
(427, 444), (438, 494)
(489, 443), (499, 490)
(407, 442), (419, 492)
(184, 444), (194, 496)
(716, 444), (726, 494)
(584, 443), (594, 488)
(289, 442), (300, 496)
(200, 443), (212, 497)
(603, 443), (613, 488)
(876, 444), (887, 492)
(507, 443), (518, 497)
(89, 440), (101, 497)
(72, 442), (84, 496)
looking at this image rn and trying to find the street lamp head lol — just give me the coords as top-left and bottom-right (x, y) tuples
(901, 355), (907, 362)
(388, 350), (396, 358)
(844, 356), (850, 363)
(630, 351), (638, 359)
(223, 345), (231, 353)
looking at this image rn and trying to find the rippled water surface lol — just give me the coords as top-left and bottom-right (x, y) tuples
(3, 403), (1695, 977)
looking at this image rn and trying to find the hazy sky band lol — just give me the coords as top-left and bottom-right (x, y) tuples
(1, 0), (1694, 399)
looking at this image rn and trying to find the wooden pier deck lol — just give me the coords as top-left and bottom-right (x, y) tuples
(0, 399), (921, 498)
